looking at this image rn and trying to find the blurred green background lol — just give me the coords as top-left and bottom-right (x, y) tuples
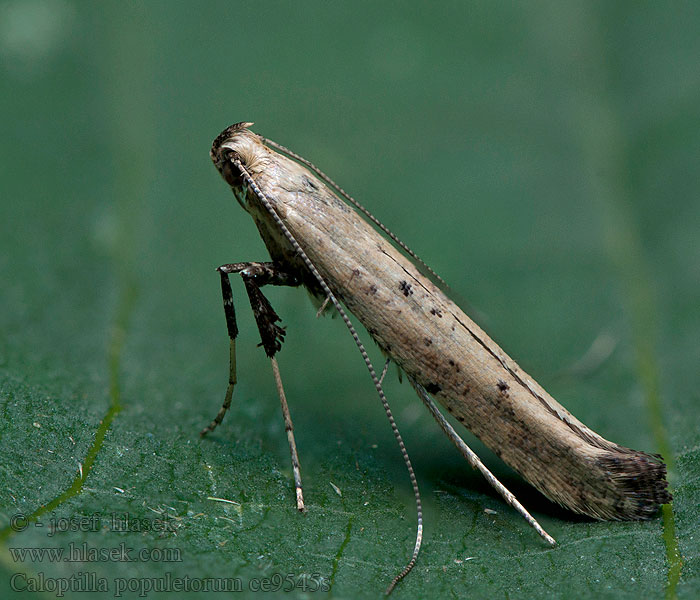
(1, 1), (698, 598)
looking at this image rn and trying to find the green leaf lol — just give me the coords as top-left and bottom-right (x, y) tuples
(1, 2), (697, 598)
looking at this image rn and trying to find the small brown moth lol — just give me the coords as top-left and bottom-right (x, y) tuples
(203, 122), (671, 593)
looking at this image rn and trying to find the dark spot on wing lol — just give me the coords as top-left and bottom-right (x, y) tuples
(497, 380), (510, 393)
(430, 307), (442, 317)
(425, 382), (442, 395)
(368, 284), (378, 295)
(302, 175), (318, 190)
(399, 281), (413, 296)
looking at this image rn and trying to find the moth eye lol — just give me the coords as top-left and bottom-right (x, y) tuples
(214, 148), (247, 191)
(223, 148), (240, 165)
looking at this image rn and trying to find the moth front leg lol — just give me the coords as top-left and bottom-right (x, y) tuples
(200, 261), (307, 511)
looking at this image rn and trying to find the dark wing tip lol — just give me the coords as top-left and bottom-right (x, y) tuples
(597, 451), (672, 520)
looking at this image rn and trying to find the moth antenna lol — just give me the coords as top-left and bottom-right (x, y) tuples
(261, 136), (448, 291)
(232, 156), (423, 594)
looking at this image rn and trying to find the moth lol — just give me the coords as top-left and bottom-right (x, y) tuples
(203, 122), (671, 593)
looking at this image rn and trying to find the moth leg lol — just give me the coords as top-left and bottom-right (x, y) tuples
(378, 357), (391, 386)
(270, 356), (305, 512)
(408, 377), (556, 547)
(239, 263), (305, 511)
(201, 262), (306, 512)
(199, 266), (241, 437)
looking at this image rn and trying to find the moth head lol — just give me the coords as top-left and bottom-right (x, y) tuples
(210, 122), (270, 192)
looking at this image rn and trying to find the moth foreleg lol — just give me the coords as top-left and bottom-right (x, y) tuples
(202, 261), (305, 511)
(201, 261), (300, 437)
(200, 266), (242, 437)
(269, 355), (305, 511)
